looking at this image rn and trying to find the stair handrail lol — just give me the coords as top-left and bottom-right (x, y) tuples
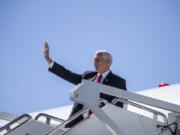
(35, 113), (65, 125)
(0, 114), (32, 134)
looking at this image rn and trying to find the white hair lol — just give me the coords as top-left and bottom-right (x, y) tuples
(95, 50), (113, 64)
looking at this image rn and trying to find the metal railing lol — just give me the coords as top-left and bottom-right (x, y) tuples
(111, 98), (168, 124)
(0, 114), (32, 134)
(35, 113), (65, 125)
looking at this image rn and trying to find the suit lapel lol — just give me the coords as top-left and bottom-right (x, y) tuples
(102, 71), (112, 85)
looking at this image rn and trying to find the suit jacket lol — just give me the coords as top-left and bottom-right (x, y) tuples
(49, 62), (127, 116)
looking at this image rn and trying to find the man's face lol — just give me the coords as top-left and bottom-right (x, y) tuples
(93, 53), (109, 73)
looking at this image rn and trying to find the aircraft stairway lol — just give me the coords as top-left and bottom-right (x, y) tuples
(1, 81), (180, 135)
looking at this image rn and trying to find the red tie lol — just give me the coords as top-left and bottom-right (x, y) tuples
(88, 74), (103, 117)
(96, 74), (103, 83)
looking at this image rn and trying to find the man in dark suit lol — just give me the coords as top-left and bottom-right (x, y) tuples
(43, 42), (126, 127)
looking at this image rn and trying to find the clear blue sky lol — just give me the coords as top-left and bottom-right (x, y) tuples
(1, 0), (180, 115)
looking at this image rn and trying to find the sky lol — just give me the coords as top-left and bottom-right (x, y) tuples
(0, 0), (180, 115)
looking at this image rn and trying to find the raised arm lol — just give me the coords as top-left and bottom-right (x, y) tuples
(43, 42), (82, 85)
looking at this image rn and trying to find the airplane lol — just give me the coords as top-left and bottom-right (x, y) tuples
(0, 80), (180, 135)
